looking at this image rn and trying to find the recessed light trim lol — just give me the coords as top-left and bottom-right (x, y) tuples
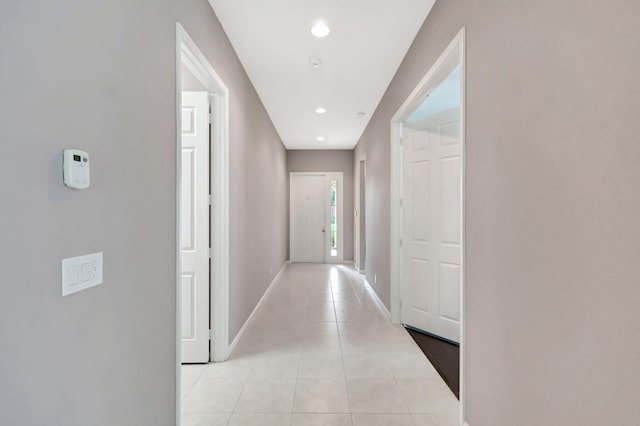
(311, 22), (330, 38)
(315, 107), (327, 114)
(316, 136), (325, 141)
(309, 56), (322, 68)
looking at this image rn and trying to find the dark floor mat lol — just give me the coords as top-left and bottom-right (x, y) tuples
(405, 327), (459, 399)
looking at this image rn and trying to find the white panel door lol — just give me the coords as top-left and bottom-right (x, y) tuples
(402, 114), (461, 343)
(291, 174), (326, 262)
(180, 91), (210, 363)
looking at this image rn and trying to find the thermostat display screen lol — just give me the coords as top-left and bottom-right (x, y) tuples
(64, 149), (90, 189)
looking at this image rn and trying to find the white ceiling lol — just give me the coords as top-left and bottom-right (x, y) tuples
(208, 0), (436, 150)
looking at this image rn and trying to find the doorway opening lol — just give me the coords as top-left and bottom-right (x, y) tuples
(357, 159), (366, 273)
(390, 28), (466, 425)
(289, 172), (344, 264)
(175, 22), (230, 422)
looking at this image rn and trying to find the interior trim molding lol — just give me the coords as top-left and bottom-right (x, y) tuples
(226, 262), (288, 357)
(364, 278), (391, 321)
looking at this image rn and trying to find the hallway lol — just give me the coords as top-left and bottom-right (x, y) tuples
(181, 263), (459, 426)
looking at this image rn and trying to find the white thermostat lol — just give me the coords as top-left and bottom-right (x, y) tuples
(63, 149), (90, 189)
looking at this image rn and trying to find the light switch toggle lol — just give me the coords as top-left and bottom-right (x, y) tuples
(69, 265), (80, 285)
(81, 263), (91, 282)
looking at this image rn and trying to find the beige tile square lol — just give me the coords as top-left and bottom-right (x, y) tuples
(378, 335), (421, 353)
(181, 364), (206, 399)
(386, 352), (440, 379)
(304, 321), (340, 337)
(352, 413), (416, 426)
(333, 300), (362, 311)
(332, 295), (360, 304)
(298, 353), (345, 379)
(249, 354), (300, 378)
(412, 414), (460, 426)
(395, 380), (459, 414)
(305, 298), (327, 306)
(336, 321), (372, 336)
(182, 364), (207, 378)
(202, 358), (253, 379)
(389, 363), (440, 380)
(181, 377), (244, 412)
(181, 412), (231, 426)
(301, 336), (342, 355)
(305, 310), (338, 322)
(292, 413), (353, 426)
(347, 378), (408, 413)
(340, 334), (382, 354)
(293, 379), (350, 413)
(228, 413), (292, 426)
(336, 310), (368, 322)
(342, 352), (394, 379)
(235, 378), (296, 413)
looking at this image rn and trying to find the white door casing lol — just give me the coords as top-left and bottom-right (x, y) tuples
(401, 112), (461, 343)
(359, 161), (366, 272)
(180, 91), (210, 363)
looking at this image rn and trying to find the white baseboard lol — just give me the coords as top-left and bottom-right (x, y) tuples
(364, 278), (391, 321)
(226, 262), (288, 357)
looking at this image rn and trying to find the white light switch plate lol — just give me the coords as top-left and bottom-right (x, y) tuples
(62, 252), (103, 296)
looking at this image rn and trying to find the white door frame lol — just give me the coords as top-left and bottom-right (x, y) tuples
(354, 157), (366, 273)
(390, 28), (466, 425)
(290, 172), (344, 264)
(175, 22), (230, 423)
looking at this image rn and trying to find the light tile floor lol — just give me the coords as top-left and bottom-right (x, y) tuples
(181, 263), (459, 426)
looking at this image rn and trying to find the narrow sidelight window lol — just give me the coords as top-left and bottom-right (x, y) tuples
(330, 179), (338, 257)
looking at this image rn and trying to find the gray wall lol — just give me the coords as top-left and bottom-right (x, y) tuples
(354, 1), (640, 425)
(0, 1), (287, 425)
(181, 63), (207, 91)
(287, 150), (355, 261)
(185, 9), (290, 344)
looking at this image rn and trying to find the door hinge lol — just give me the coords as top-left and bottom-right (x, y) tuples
(208, 248), (212, 258)
(209, 194), (213, 205)
(209, 329), (213, 341)
(208, 113), (213, 124)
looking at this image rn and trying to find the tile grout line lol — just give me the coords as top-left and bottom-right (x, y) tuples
(334, 267), (356, 425)
(345, 265), (416, 425)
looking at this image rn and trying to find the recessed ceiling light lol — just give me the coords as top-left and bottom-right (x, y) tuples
(315, 107), (327, 114)
(316, 136), (325, 141)
(311, 22), (330, 38)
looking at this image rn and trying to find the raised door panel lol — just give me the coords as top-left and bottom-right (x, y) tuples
(180, 91), (210, 363)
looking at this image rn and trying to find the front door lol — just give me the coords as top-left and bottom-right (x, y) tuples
(180, 91), (210, 363)
(290, 174), (326, 262)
